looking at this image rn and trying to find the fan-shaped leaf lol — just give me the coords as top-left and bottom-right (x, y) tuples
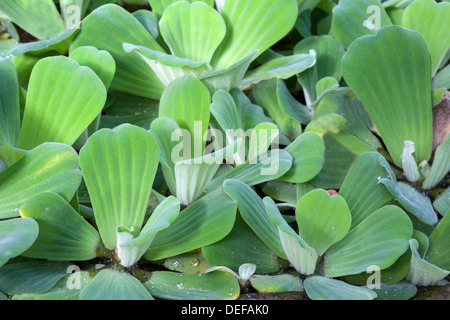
(79, 124), (160, 250)
(0, 0), (65, 40)
(80, 269), (153, 300)
(324, 205), (413, 277)
(19, 192), (100, 261)
(296, 189), (351, 256)
(211, 0), (298, 69)
(342, 26), (433, 167)
(17, 56), (107, 151)
(403, 0), (450, 76)
(159, 1), (226, 64)
(0, 143), (82, 219)
(70, 4), (165, 99)
(0, 218), (38, 267)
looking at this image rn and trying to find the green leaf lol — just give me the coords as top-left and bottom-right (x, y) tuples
(314, 92), (381, 150)
(432, 64), (450, 91)
(0, 0), (65, 40)
(19, 192), (100, 261)
(294, 35), (345, 102)
(0, 261), (69, 295)
(405, 239), (449, 286)
(12, 271), (91, 300)
(0, 218), (38, 267)
(279, 132), (324, 183)
(331, 0), (392, 48)
(70, 4), (165, 99)
(378, 179), (438, 226)
(143, 270), (239, 300)
(117, 196), (180, 267)
(305, 114), (346, 135)
(426, 212), (450, 270)
(324, 205), (413, 278)
(247, 122), (279, 164)
(200, 51), (257, 94)
(304, 276), (377, 300)
(150, 117), (180, 195)
(265, 196), (318, 275)
(250, 274), (303, 293)
(241, 53), (316, 87)
(207, 149), (293, 190)
(148, 0), (214, 19)
(17, 56), (107, 151)
(402, 0), (450, 76)
(79, 124), (160, 250)
(339, 152), (394, 228)
(9, 28), (78, 57)
(163, 252), (210, 274)
(80, 269), (153, 300)
(222, 179), (286, 259)
(433, 188), (450, 216)
(0, 58), (20, 148)
(173, 139), (240, 206)
(296, 189), (351, 256)
(159, 1), (226, 64)
(145, 189), (237, 260)
(159, 75), (211, 155)
(0, 143), (82, 219)
(373, 282), (417, 300)
(422, 136), (450, 189)
(276, 79), (311, 125)
(311, 132), (372, 189)
(202, 214), (281, 274)
(122, 43), (210, 86)
(342, 26), (433, 168)
(211, 0), (298, 69)
(132, 9), (159, 38)
(69, 46), (116, 90)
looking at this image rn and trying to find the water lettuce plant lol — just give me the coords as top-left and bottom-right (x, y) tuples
(0, 0), (449, 301)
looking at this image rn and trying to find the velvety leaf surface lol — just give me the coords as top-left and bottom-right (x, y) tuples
(144, 270), (239, 300)
(145, 190), (237, 260)
(148, 0), (214, 19)
(304, 276), (377, 300)
(19, 192), (100, 261)
(80, 269), (153, 300)
(69, 46), (116, 89)
(331, 0), (392, 48)
(211, 0), (298, 69)
(79, 124), (160, 250)
(0, 58), (20, 148)
(0, 143), (82, 219)
(339, 152), (394, 228)
(202, 214), (281, 274)
(324, 205), (413, 277)
(279, 132), (325, 183)
(159, 1), (226, 63)
(403, 0), (450, 75)
(342, 26), (433, 167)
(159, 75), (211, 155)
(296, 189), (351, 256)
(18, 56), (107, 150)
(0, 261), (69, 295)
(0, 218), (38, 267)
(0, 0), (65, 40)
(70, 4), (165, 99)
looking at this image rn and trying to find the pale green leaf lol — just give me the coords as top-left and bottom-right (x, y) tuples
(342, 26), (433, 167)
(19, 192), (100, 261)
(18, 56), (107, 150)
(0, 218), (38, 267)
(324, 205), (413, 277)
(79, 124), (160, 250)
